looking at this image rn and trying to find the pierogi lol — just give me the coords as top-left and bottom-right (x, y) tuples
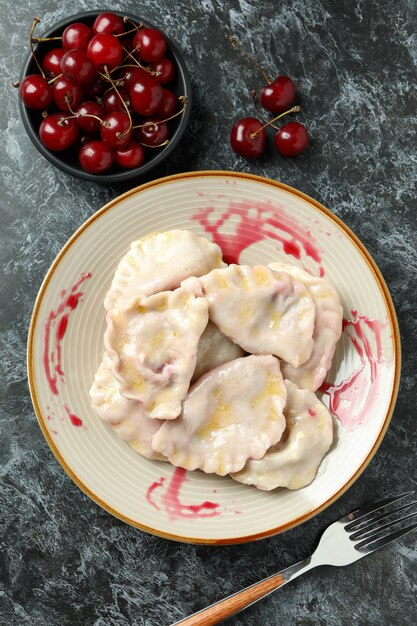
(231, 380), (334, 490)
(104, 230), (224, 312)
(192, 321), (246, 383)
(199, 264), (315, 368)
(89, 353), (165, 461)
(104, 285), (209, 419)
(152, 355), (287, 476)
(269, 262), (343, 391)
(90, 229), (342, 493)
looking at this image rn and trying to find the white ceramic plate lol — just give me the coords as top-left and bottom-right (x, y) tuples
(27, 171), (400, 544)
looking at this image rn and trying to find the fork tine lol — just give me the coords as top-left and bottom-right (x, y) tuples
(343, 491), (415, 528)
(348, 501), (417, 536)
(355, 521), (417, 553)
(350, 510), (417, 541)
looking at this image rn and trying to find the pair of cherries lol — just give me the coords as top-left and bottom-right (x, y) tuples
(229, 39), (309, 159)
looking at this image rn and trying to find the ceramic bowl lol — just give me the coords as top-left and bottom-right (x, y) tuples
(18, 10), (191, 183)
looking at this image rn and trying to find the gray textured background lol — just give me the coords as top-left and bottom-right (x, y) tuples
(1, 1), (416, 625)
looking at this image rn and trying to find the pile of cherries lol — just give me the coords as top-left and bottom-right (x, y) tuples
(229, 37), (309, 159)
(16, 13), (187, 174)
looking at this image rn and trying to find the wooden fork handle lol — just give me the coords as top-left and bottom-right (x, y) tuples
(172, 558), (313, 626)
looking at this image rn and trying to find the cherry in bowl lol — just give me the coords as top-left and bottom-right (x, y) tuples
(17, 10), (192, 183)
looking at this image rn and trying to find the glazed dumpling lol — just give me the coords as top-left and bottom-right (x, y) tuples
(152, 355), (287, 476)
(89, 353), (165, 461)
(104, 230), (225, 311)
(192, 322), (246, 383)
(104, 285), (209, 419)
(199, 264), (315, 368)
(269, 262), (343, 391)
(231, 380), (334, 490)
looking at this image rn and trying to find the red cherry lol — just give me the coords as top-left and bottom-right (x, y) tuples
(39, 113), (79, 151)
(133, 28), (167, 63)
(62, 23), (92, 50)
(157, 89), (177, 117)
(115, 141), (145, 168)
(129, 76), (163, 115)
(259, 76), (296, 114)
(230, 117), (266, 158)
(151, 57), (175, 84)
(19, 74), (52, 109)
(83, 72), (107, 99)
(42, 48), (65, 78)
(102, 88), (132, 114)
(136, 117), (169, 147)
(119, 66), (148, 90)
(79, 140), (114, 173)
(60, 49), (95, 85)
(73, 132), (96, 152)
(53, 76), (83, 111)
(92, 12), (124, 36)
(274, 122), (309, 157)
(87, 34), (123, 70)
(100, 111), (132, 148)
(76, 101), (104, 133)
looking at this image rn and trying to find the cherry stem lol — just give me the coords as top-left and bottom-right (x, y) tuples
(133, 96), (188, 129)
(103, 64), (133, 136)
(250, 105), (301, 138)
(30, 17), (45, 78)
(115, 18), (144, 37)
(33, 36), (62, 42)
(228, 35), (271, 84)
(112, 46), (155, 75)
(63, 102), (109, 128)
(117, 63), (160, 78)
(47, 73), (63, 85)
(139, 139), (170, 148)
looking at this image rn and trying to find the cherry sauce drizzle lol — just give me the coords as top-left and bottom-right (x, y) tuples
(146, 467), (220, 521)
(192, 198), (323, 274)
(320, 310), (386, 430)
(43, 272), (92, 427)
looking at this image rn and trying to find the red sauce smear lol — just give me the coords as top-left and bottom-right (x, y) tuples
(64, 404), (83, 428)
(43, 273), (91, 427)
(320, 310), (385, 430)
(146, 467), (220, 521)
(193, 198), (323, 274)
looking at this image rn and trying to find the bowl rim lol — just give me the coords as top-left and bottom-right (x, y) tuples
(18, 10), (192, 183)
(27, 170), (401, 544)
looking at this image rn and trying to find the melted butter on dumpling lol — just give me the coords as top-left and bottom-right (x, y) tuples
(89, 353), (165, 461)
(104, 284), (209, 419)
(104, 230), (225, 311)
(269, 262), (343, 391)
(231, 379), (334, 490)
(199, 265), (315, 368)
(151, 355), (287, 476)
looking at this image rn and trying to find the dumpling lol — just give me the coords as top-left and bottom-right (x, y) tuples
(231, 380), (334, 490)
(152, 355), (287, 476)
(192, 322), (246, 383)
(199, 264), (315, 368)
(104, 284), (209, 419)
(269, 262), (343, 390)
(89, 353), (165, 461)
(104, 230), (225, 311)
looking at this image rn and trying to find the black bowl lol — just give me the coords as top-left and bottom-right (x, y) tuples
(18, 10), (192, 183)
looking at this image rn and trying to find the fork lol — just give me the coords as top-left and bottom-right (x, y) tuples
(172, 491), (417, 626)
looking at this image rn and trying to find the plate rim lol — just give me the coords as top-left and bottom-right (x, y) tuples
(27, 170), (401, 544)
